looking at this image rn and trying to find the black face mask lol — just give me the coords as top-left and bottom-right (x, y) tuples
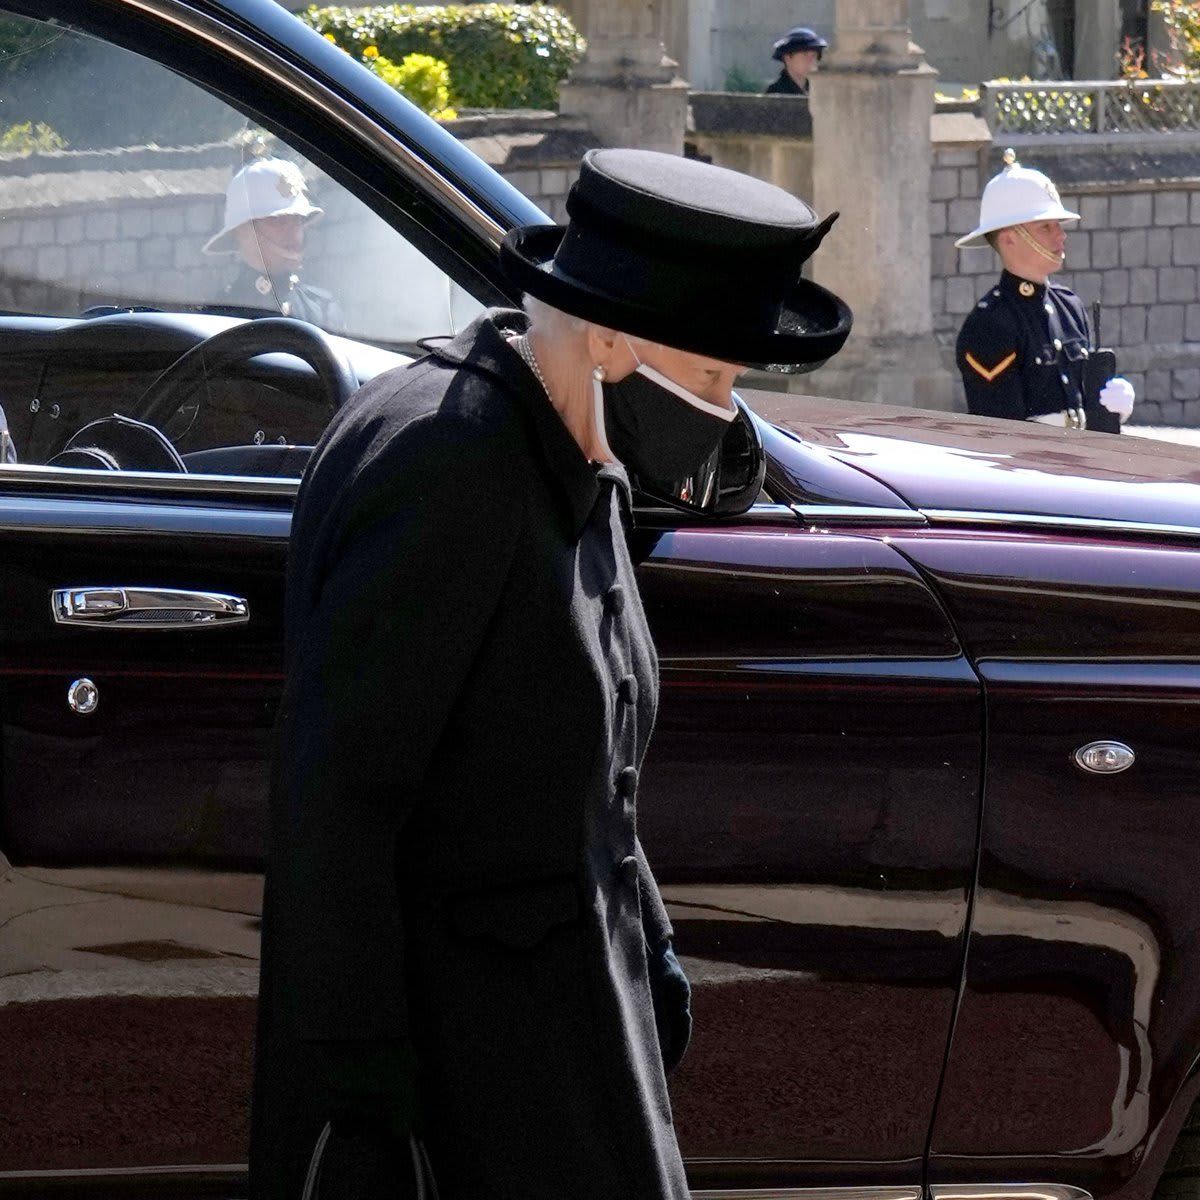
(594, 361), (735, 486)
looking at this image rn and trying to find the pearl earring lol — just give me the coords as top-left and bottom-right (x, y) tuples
(592, 365), (606, 381)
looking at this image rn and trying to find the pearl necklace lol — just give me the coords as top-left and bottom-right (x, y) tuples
(514, 334), (550, 398)
(513, 334), (604, 466)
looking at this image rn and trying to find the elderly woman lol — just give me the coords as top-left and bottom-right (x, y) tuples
(250, 148), (851, 1200)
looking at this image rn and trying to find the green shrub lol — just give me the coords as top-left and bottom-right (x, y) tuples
(304, 4), (584, 109)
(365, 49), (456, 119)
(0, 121), (66, 154)
(0, 15), (43, 76)
(723, 64), (763, 93)
(1153, 0), (1200, 75)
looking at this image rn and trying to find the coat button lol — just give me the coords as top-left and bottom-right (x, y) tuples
(605, 585), (626, 617)
(618, 674), (638, 705)
(617, 765), (638, 798)
(618, 855), (638, 886)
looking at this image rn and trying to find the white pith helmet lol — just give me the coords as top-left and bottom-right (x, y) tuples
(955, 149), (1079, 250)
(203, 156), (323, 255)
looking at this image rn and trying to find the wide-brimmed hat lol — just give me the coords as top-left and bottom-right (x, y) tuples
(955, 150), (1079, 249)
(500, 149), (852, 372)
(772, 26), (829, 61)
(204, 157), (323, 255)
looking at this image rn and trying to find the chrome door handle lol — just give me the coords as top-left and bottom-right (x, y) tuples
(52, 587), (249, 629)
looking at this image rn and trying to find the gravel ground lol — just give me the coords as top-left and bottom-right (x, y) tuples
(1125, 425), (1200, 447)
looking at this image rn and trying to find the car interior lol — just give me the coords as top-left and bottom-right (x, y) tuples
(0, 12), (486, 479)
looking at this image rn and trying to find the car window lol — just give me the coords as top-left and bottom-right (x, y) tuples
(0, 10), (486, 477)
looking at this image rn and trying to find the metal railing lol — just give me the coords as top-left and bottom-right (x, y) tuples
(982, 78), (1200, 135)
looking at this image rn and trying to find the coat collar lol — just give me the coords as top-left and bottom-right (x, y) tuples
(1000, 269), (1048, 302)
(427, 309), (630, 539)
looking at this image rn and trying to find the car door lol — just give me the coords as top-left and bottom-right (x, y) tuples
(0, 0), (515, 1187)
(902, 528), (1200, 1200)
(632, 476), (985, 1191)
(0, 3), (986, 1195)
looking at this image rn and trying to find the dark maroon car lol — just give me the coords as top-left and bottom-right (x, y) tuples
(4, 2), (1200, 1199)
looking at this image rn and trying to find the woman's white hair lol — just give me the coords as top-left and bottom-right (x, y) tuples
(522, 294), (589, 336)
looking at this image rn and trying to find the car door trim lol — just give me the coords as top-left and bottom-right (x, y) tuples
(790, 504), (927, 525)
(922, 507), (1200, 541)
(0, 1179), (1090, 1200)
(691, 1188), (922, 1200)
(929, 1186), (1092, 1200)
(0, 1163), (246, 1194)
(0, 463), (300, 498)
(0, 495), (290, 539)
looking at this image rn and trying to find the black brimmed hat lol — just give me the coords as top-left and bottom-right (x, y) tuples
(499, 149), (852, 372)
(772, 26), (829, 61)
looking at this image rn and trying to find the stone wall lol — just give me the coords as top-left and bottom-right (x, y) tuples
(9, 110), (1200, 425)
(647, 0), (1057, 92)
(0, 118), (585, 329)
(445, 110), (591, 222)
(0, 143), (489, 345)
(686, 93), (813, 214)
(932, 132), (1200, 424)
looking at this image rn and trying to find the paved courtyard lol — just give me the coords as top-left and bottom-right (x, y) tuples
(1126, 425), (1200, 447)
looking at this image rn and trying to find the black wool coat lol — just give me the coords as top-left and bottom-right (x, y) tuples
(249, 310), (688, 1200)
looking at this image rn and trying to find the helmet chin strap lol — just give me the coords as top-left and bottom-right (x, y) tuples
(1014, 222), (1065, 265)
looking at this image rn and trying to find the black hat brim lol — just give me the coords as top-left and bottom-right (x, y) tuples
(500, 224), (852, 374)
(772, 35), (828, 61)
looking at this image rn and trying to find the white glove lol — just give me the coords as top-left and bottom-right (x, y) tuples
(1098, 376), (1136, 424)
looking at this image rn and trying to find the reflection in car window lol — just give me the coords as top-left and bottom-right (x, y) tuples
(0, 11), (485, 476)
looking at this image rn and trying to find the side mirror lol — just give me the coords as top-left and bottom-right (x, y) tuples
(630, 395), (766, 518)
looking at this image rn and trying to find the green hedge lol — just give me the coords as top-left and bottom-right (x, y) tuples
(304, 4), (584, 110)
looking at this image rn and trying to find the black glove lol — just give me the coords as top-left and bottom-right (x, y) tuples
(311, 1038), (421, 1141)
(648, 941), (691, 1073)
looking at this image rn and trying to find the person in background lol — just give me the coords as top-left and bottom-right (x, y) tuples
(955, 149), (1136, 429)
(204, 154), (344, 332)
(765, 26), (828, 96)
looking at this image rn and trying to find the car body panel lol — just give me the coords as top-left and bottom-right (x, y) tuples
(756, 395), (1200, 531)
(878, 531), (1200, 1200)
(0, 498), (982, 1191)
(3, 0), (1200, 1196)
(635, 527), (982, 1181)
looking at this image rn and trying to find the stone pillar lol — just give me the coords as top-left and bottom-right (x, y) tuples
(688, 92), (813, 210)
(1074, 0), (1121, 78)
(558, 0), (690, 154)
(1146, 2), (1171, 72)
(790, 0), (957, 409)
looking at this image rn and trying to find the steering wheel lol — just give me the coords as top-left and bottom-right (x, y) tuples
(135, 317), (359, 433)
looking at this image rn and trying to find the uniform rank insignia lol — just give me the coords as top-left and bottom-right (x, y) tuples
(965, 350), (1017, 382)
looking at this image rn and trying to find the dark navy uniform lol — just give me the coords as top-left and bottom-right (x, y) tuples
(765, 70), (807, 96)
(956, 270), (1092, 425)
(209, 266), (345, 334)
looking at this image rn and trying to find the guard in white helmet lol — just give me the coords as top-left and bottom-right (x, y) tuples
(955, 149), (1135, 430)
(204, 155), (344, 333)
